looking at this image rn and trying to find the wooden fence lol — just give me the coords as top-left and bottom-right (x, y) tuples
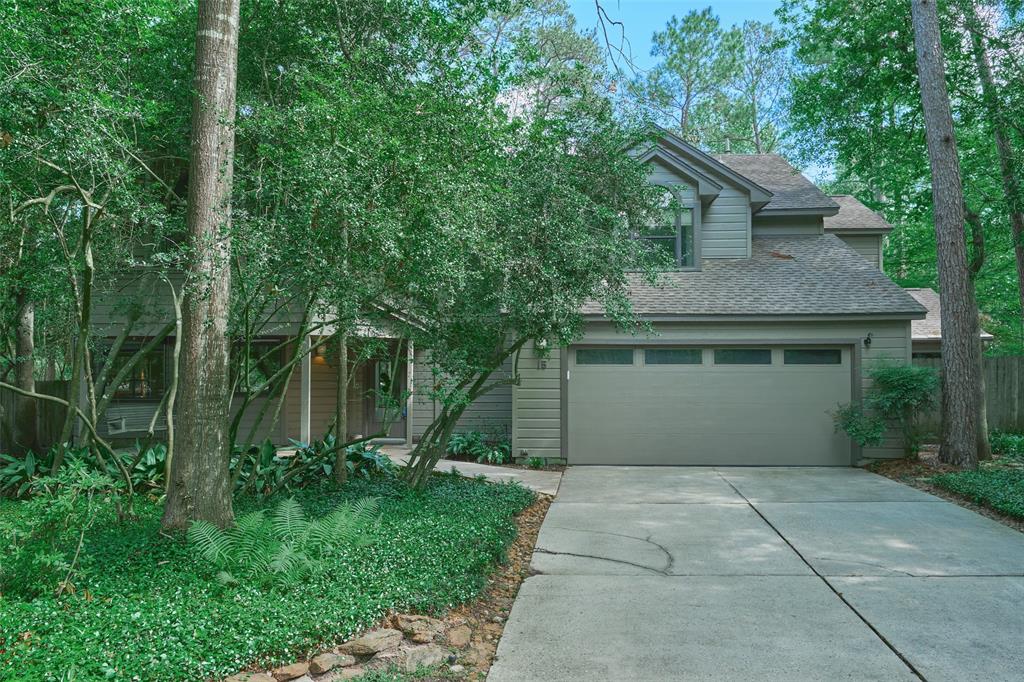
(915, 355), (1024, 434)
(0, 380), (69, 453)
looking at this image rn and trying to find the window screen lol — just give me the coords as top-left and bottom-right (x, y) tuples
(644, 348), (702, 365)
(714, 348), (772, 365)
(784, 349), (842, 365)
(576, 348), (634, 365)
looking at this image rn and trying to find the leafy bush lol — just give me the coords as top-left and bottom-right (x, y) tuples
(0, 476), (534, 681)
(188, 497), (379, 587)
(989, 431), (1024, 460)
(930, 469), (1024, 519)
(0, 442), (168, 499)
(447, 430), (511, 465)
(833, 364), (939, 457)
(0, 450), (40, 498)
(0, 464), (119, 599)
(345, 442), (397, 479)
(525, 456), (546, 469)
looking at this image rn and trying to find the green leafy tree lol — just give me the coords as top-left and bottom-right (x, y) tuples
(633, 7), (741, 143)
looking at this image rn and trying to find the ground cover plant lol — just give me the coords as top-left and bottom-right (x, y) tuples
(0, 475), (534, 681)
(930, 467), (1024, 520)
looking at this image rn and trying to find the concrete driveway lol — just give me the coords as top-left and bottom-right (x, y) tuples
(488, 467), (1024, 682)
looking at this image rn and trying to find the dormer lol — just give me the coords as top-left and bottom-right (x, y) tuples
(634, 130), (774, 267)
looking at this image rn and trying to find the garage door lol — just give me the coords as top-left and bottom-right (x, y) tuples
(567, 346), (853, 466)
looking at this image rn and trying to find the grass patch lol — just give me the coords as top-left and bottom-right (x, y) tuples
(930, 468), (1024, 520)
(0, 475), (534, 681)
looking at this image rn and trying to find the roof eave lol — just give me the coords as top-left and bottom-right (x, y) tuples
(583, 312), (927, 322)
(652, 127), (775, 205)
(758, 206), (841, 217)
(824, 227), (893, 234)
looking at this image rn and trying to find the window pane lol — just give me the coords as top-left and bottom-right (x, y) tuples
(645, 348), (702, 365)
(714, 348), (772, 365)
(576, 348), (634, 365)
(111, 347), (165, 399)
(784, 349), (842, 365)
(681, 222), (694, 267)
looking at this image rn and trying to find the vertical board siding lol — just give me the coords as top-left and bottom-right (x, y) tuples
(512, 320), (913, 462)
(0, 381), (68, 451)
(836, 234), (882, 268)
(915, 355), (1024, 434)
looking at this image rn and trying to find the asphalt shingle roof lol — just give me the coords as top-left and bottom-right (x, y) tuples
(905, 287), (993, 341)
(584, 234), (927, 318)
(714, 154), (839, 212)
(824, 195), (893, 232)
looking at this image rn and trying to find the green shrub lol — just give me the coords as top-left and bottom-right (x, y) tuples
(0, 476), (534, 681)
(0, 464), (119, 599)
(930, 469), (1024, 519)
(447, 430), (511, 465)
(833, 364), (939, 457)
(989, 431), (1024, 460)
(526, 456), (546, 469)
(345, 443), (397, 479)
(188, 496), (379, 588)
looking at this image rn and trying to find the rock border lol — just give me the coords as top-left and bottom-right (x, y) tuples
(223, 493), (553, 681)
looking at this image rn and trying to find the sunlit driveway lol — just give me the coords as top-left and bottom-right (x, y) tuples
(489, 466), (1024, 682)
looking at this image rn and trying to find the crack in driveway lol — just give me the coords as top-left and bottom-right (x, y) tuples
(546, 524), (676, 574)
(714, 470), (927, 681)
(533, 546), (670, 575)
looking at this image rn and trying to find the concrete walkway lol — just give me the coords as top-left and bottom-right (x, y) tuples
(488, 466), (1024, 682)
(382, 447), (562, 496)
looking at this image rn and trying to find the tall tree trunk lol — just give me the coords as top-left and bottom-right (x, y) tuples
(162, 0), (241, 530)
(911, 0), (982, 468)
(333, 332), (348, 485)
(967, 6), (1024, 327)
(13, 289), (38, 454)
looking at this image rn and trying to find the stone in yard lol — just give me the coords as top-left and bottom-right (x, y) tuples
(447, 624), (472, 648)
(336, 628), (402, 656)
(450, 664), (465, 673)
(271, 662), (309, 681)
(363, 648), (406, 671)
(403, 644), (450, 672)
(396, 614), (446, 643)
(309, 652), (355, 675)
(225, 674), (274, 682)
(328, 667), (365, 680)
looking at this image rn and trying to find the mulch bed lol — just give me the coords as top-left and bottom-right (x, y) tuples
(870, 451), (1024, 534)
(435, 492), (553, 679)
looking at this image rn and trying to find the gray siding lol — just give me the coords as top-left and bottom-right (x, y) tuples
(511, 319), (913, 462)
(411, 349), (513, 440)
(511, 340), (562, 459)
(701, 186), (751, 258)
(647, 159), (752, 260)
(836, 234), (883, 269)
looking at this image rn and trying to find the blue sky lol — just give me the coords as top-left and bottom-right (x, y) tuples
(567, 1), (784, 72)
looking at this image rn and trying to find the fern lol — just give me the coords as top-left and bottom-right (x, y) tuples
(187, 496), (381, 588)
(187, 520), (234, 568)
(272, 497), (310, 543)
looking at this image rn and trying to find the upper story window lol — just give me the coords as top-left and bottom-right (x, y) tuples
(637, 186), (697, 268)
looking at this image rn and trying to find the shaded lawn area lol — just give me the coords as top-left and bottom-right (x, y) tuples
(0, 475), (534, 681)
(930, 468), (1024, 520)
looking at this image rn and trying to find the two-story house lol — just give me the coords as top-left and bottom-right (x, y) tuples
(95, 130), (968, 466)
